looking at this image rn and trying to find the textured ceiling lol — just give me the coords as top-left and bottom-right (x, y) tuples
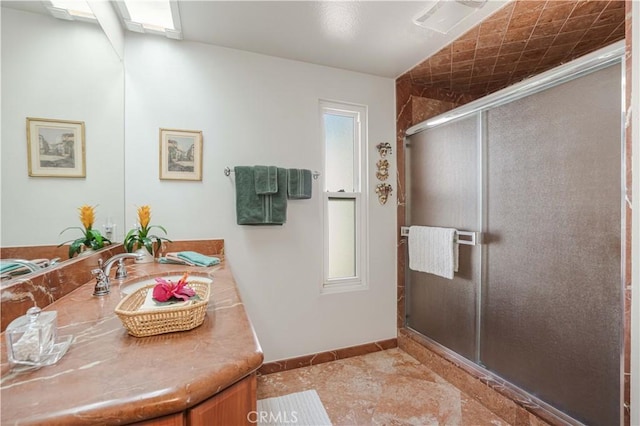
(177, 1), (509, 78)
(404, 0), (626, 98)
(0, 1), (511, 79)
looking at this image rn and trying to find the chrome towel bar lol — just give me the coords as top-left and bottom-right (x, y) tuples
(224, 166), (320, 180)
(400, 226), (480, 246)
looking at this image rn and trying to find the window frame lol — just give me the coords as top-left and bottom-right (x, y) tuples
(45, 0), (98, 24)
(114, 0), (183, 39)
(320, 100), (368, 294)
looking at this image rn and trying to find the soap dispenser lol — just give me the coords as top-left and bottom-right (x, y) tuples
(104, 217), (117, 243)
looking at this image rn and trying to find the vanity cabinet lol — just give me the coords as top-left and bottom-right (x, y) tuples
(1, 260), (264, 425)
(137, 413), (184, 426)
(137, 374), (257, 426)
(188, 374), (257, 426)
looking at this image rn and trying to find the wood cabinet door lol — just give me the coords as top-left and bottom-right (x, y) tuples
(135, 412), (185, 426)
(188, 374), (257, 426)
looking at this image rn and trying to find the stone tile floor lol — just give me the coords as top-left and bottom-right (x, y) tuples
(257, 348), (509, 425)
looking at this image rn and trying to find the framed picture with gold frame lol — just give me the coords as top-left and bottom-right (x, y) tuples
(26, 117), (86, 178)
(159, 128), (203, 181)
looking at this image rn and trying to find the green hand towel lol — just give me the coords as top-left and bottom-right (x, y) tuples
(176, 251), (220, 267)
(254, 165), (278, 194)
(287, 168), (312, 200)
(235, 166), (288, 225)
(0, 262), (23, 274)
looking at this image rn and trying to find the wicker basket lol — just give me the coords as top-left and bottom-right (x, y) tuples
(114, 281), (210, 337)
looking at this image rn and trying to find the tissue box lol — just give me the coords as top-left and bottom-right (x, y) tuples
(6, 307), (56, 365)
(5, 306), (72, 368)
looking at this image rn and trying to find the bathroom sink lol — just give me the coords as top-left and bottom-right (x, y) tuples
(120, 274), (213, 295)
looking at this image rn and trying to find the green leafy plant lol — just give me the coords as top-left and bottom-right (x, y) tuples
(58, 205), (111, 258)
(124, 205), (171, 254)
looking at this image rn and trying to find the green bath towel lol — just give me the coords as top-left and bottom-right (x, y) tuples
(235, 166), (287, 225)
(254, 165), (278, 194)
(176, 251), (220, 267)
(287, 168), (312, 200)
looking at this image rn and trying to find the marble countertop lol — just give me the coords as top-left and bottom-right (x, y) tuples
(0, 261), (263, 425)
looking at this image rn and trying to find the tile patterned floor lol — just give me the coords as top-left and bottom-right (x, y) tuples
(257, 348), (509, 426)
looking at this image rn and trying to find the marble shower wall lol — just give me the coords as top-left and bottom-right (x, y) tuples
(402, 0), (625, 98)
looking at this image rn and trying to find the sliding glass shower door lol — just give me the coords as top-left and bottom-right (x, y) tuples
(406, 62), (622, 426)
(406, 115), (481, 361)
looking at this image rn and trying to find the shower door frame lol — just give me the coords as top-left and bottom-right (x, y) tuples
(402, 40), (626, 426)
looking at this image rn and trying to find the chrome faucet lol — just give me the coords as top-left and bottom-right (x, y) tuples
(92, 253), (143, 296)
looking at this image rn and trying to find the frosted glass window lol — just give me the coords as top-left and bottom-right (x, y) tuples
(324, 113), (356, 192)
(320, 100), (367, 292)
(327, 198), (356, 279)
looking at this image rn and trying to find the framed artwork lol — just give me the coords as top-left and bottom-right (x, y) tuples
(26, 117), (86, 178)
(159, 128), (203, 181)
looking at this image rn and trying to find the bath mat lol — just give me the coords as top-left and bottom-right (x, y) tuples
(257, 389), (332, 426)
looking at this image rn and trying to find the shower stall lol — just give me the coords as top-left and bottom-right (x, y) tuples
(404, 42), (624, 426)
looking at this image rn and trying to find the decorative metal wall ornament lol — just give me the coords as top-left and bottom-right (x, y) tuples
(374, 142), (393, 204)
(375, 183), (393, 205)
(376, 142), (392, 157)
(376, 159), (389, 181)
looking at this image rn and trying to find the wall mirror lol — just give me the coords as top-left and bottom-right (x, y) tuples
(1, 3), (125, 270)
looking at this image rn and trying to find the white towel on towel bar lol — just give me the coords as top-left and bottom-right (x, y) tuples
(408, 226), (458, 279)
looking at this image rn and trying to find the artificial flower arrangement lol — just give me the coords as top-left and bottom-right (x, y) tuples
(59, 205), (111, 258)
(123, 205), (171, 255)
(152, 273), (201, 305)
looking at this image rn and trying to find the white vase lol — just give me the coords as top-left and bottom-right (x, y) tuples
(134, 248), (154, 264)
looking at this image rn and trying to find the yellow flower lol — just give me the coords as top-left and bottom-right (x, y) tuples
(124, 205), (169, 254)
(59, 204), (110, 258)
(78, 205), (95, 230)
(137, 205), (151, 229)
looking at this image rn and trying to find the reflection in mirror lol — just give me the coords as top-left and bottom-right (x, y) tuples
(0, 4), (125, 272)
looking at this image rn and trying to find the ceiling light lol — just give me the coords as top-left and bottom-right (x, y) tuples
(123, 0), (174, 31)
(115, 0), (182, 39)
(413, 0), (487, 34)
(46, 0), (97, 22)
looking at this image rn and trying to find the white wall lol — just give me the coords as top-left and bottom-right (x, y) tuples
(88, 0), (124, 61)
(125, 34), (397, 362)
(1, 8), (125, 247)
